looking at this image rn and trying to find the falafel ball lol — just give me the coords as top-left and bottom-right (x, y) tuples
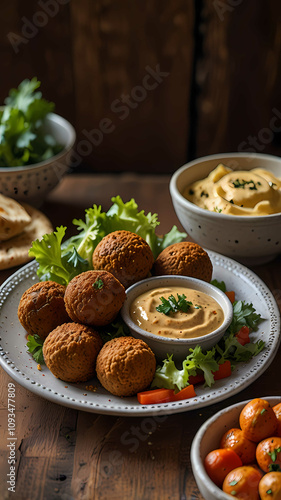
(153, 241), (213, 282)
(64, 270), (126, 326)
(43, 322), (103, 382)
(18, 281), (71, 339)
(96, 336), (156, 397)
(92, 230), (154, 288)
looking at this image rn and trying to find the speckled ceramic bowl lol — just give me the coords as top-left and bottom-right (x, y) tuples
(170, 152), (281, 265)
(120, 275), (233, 362)
(0, 112), (76, 207)
(190, 396), (281, 500)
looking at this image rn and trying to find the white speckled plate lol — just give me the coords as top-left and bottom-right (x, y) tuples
(0, 251), (280, 416)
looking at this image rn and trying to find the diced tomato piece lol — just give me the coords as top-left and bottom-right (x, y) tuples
(188, 360), (232, 386)
(225, 291), (235, 303)
(188, 373), (205, 385)
(235, 326), (250, 346)
(213, 360), (232, 380)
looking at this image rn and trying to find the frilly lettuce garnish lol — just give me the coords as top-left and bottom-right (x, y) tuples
(29, 196), (186, 285)
(152, 294), (264, 391)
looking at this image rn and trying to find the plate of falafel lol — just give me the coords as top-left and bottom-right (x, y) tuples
(0, 229), (280, 416)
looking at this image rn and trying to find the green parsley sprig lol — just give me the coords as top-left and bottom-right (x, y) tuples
(93, 278), (104, 289)
(156, 294), (193, 315)
(26, 334), (44, 364)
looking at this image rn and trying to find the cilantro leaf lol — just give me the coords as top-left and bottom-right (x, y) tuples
(93, 278), (104, 289)
(26, 334), (44, 364)
(98, 317), (130, 343)
(211, 279), (226, 292)
(156, 294), (193, 315)
(228, 300), (262, 334)
(216, 333), (265, 363)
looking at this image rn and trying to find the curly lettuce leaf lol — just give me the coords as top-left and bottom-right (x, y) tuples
(62, 196), (186, 261)
(151, 354), (191, 391)
(152, 346), (219, 390)
(29, 226), (89, 285)
(29, 196), (186, 284)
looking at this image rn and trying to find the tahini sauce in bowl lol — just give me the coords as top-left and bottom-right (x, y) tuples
(183, 164), (281, 216)
(121, 275), (233, 362)
(130, 286), (224, 339)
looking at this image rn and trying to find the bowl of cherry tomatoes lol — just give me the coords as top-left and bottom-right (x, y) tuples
(190, 396), (281, 500)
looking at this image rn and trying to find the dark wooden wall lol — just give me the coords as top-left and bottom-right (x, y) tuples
(1, 0), (281, 174)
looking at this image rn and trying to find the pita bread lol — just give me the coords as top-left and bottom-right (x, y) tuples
(0, 194), (32, 241)
(0, 203), (53, 270)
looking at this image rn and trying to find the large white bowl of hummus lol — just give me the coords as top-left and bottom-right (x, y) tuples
(170, 152), (281, 265)
(121, 275), (233, 362)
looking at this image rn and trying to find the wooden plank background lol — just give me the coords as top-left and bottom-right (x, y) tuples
(0, 0), (281, 174)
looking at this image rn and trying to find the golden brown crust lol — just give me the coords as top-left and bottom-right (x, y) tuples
(92, 230), (154, 288)
(17, 281), (71, 339)
(43, 322), (103, 382)
(64, 270), (126, 326)
(152, 242), (213, 282)
(96, 336), (156, 397)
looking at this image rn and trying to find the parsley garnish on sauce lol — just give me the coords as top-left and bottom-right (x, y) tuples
(156, 294), (194, 315)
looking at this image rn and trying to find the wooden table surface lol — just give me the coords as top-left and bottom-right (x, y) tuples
(1, 173), (281, 500)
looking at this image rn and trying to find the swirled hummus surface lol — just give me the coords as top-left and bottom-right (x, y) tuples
(183, 164), (281, 215)
(130, 286), (224, 339)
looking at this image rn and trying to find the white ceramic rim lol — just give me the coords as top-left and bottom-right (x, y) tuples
(190, 395), (281, 500)
(0, 112), (76, 173)
(121, 275), (233, 346)
(170, 152), (281, 222)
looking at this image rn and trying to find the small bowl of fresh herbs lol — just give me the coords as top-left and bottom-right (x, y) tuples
(0, 77), (76, 206)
